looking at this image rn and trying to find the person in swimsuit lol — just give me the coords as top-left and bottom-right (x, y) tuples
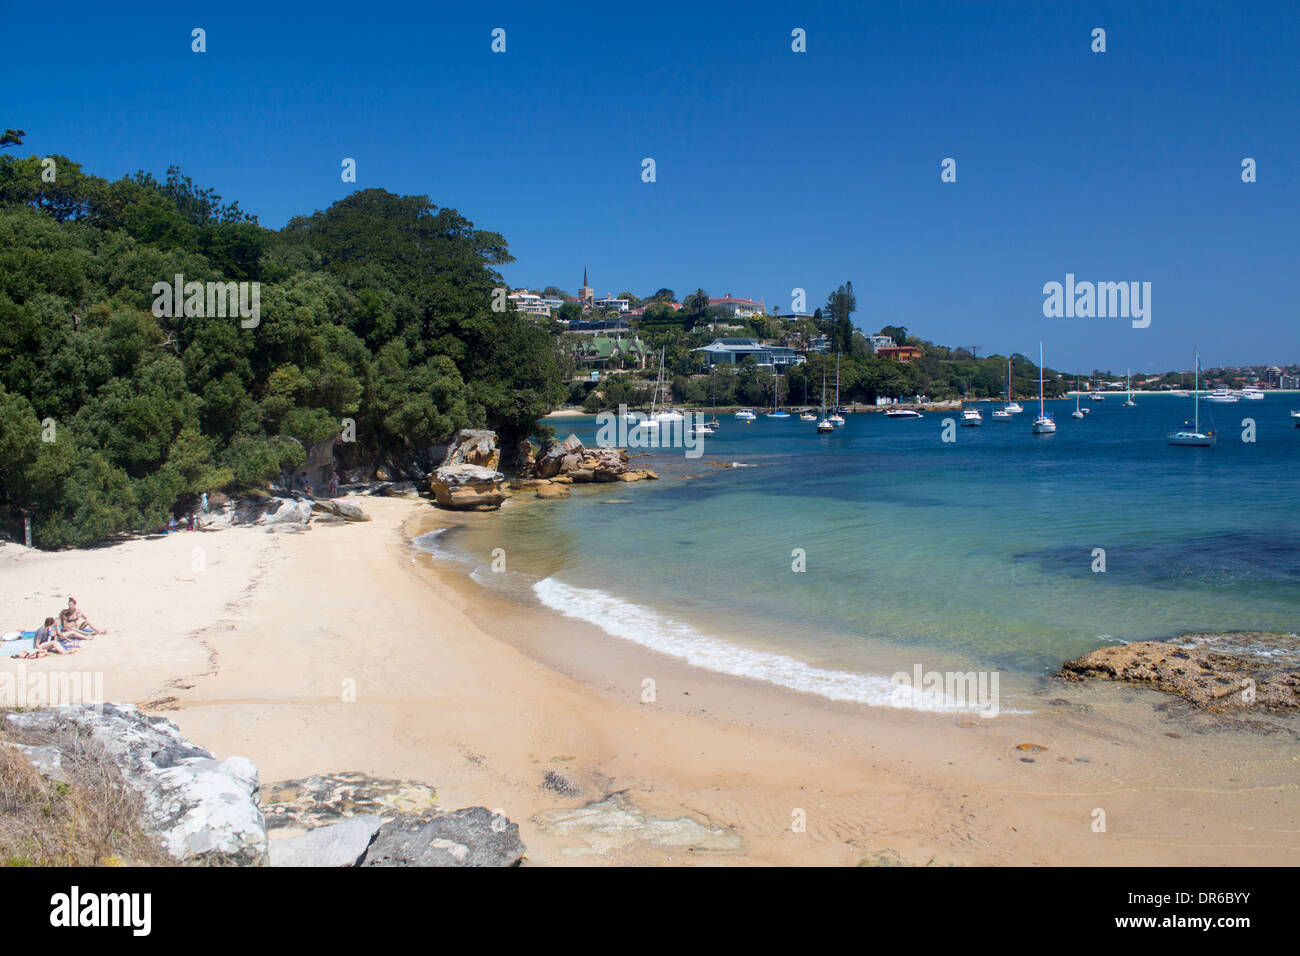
(66, 597), (104, 635)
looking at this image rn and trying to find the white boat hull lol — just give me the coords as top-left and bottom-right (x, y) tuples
(1167, 431), (1215, 446)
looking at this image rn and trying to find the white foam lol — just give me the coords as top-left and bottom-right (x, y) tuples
(533, 577), (1007, 713)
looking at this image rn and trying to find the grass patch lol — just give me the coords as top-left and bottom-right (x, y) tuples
(0, 711), (173, 866)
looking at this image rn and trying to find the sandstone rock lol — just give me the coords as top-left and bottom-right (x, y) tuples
(268, 815), (383, 867)
(1057, 633), (1300, 713)
(261, 772), (438, 831)
(333, 500), (371, 521)
(5, 704), (267, 865)
(430, 464), (507, 511)
(536, 484), (571, 500)
(508, 477), (549, 490)
(568, 468), (595, 483)
(441, 429), (501, 471)
(362, 807), (525, 867)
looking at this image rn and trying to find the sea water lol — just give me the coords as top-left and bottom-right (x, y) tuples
(417, 395), (1300, 710)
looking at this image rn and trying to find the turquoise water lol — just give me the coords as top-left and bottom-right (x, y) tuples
(423, 395), (1300, 708)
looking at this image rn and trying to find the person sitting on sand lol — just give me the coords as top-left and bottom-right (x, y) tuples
(55, 608), (92, 642)
(19, 617), (77, 657)
(66, 597), (104, 635)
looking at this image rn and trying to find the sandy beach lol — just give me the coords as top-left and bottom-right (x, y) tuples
(2, 494), (1296, 866)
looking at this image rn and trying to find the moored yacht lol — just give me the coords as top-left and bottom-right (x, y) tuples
(886, 407), (923, 419)
(1204, 388), (1238, 404)
(960, 407), (983, 426)
(1240, 386), (1265, 400)
(1031, 342), (1056, 434)
(735, 408), (756, 421)
(1168, 351), (1215, 447)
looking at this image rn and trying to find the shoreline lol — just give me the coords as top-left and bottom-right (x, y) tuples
(2, 497), (1297, 865)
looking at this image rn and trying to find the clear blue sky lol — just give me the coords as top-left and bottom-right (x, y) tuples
(6, 0), (1298, 371)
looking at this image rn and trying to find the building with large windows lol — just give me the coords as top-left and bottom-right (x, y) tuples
(693, 338), (804, 368)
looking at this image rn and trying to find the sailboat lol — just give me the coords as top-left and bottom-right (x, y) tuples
(1071, 377), (1085, 419)
(766, 367), (790, 418)
(828, 354), (846, 426)
(633, 348), (683, 430)
(1167, 352), (1215, 446)
(1123, 369), (1137, 407)
(816, 369), (834, 432)
(1031, 342), (1056, 434)
(1003, 360), (1024, 414)
(799, 374), (817, 420)
(992, 359), (1015, 420)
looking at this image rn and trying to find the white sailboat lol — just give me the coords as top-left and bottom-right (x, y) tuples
(1123, 369), (1137, 407)
(1071, 377), (1085, 419)
(765, 367), (790, 418)
(634, 348), (683, 430)
(816, 370), (834, 432)
(799, 375), (816, 419)
(1031, 342), (1056, 434)
(1002, 359), (1023, 414)
(1167, 352), (1215, 446)
(828, 353), (845, 426)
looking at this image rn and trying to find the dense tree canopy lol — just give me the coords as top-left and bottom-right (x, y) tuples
(0, 154), (565, 547)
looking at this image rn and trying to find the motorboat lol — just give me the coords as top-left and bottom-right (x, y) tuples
(991, 407), (1012, 421)
(1240, 386), (1265, 400)
(735, 408), (756, 421)
(886, 408), (924, 419)
(960, 407), (982, 426)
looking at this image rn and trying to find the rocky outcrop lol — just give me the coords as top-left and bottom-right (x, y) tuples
(531, 435), (657, 484)
(261, 772), (438, 830)
(311, 499), (371, 521)
(262, 773), (524, 867)
(362, 807), (525, 867)
(1057, 632), (1300, 713)
(268, 815), (383, 867)
(442, 429), (501, 471)
(531, 791), (741, 857)
(429, 430), (509, 510)
(430, 464), (508, 511)
(535, 483), (570, 500)
(5, 704), (267, 865)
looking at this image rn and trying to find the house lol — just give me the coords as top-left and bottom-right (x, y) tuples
(593, 296), (631, 313)
(570, 335), (650, 370)
(708, 295), (766, 319)
(865, 335), (895, 353)
(507, 290), (551, 316)
(875, 345), (922, 363)
(693, 338), (804, 368)
(564, 317), (631, 333)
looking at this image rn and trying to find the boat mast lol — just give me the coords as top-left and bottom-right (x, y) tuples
(1038, 342), (1045, 417)
(1194, 351), (1200, 432)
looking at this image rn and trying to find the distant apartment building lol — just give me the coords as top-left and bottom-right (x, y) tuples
(709, 295), (766, 318)
(693, 338), (804, 368)
(1281, 373), (1300, 389)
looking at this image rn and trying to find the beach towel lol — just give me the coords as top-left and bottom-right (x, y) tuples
(2, 631), (36, 657)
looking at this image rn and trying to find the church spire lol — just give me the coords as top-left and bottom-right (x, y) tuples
(583, 266), (588, 287)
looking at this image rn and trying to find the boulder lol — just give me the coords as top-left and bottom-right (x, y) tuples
(5, 704), (267, 865)
(268, 815), (384, 867)
(535, 484), (571, 500)
(333, 500), (371, 522)
(362, 807), (525, 867)
(430, 464), (508, 511)
(513, 439), (536, 474)
(261, 772), (438, 831)
(618, 469), (659, 482)
(441, 429), (501, 471)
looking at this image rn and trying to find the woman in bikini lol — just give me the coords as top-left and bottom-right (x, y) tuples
(66, 597), (104, 635)
(18, 617), (78, 657)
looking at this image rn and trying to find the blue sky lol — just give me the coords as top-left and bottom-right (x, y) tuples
(5, 0), (1297, 371)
